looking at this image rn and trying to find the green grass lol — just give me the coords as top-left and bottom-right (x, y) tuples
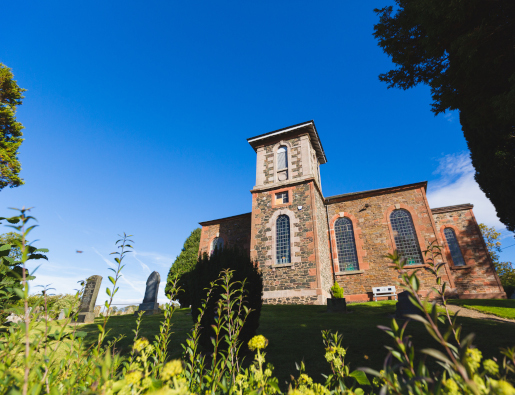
(448, 299), (515, 320)
(80, 302), (515, 388)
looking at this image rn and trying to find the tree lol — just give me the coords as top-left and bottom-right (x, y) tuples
(479, 223), (515, 297)
(0, 232), (22, 260)
(0, 63), (26, 190)
(165, 228), (201, 307)
(373, 1), (515, 232)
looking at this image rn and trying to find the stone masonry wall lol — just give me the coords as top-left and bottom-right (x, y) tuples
(262, 136), (304, 185)
(199, 213), (252, 257)
(313, 185), (333, 298)
(326, 186), (444, 300)
(251, 182), (319, 304)
(432, 207), (505, 298)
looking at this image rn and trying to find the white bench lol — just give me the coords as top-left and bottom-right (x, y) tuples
(372, 286), (397, 301)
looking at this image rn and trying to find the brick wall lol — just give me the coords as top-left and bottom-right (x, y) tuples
(199, 213), (252, 257)
(325, 184), (445, 301)
(432, 205), (505, 298)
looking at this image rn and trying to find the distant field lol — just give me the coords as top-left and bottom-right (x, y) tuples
(80, 301), (515, 388)
(448, 299), (515, 320)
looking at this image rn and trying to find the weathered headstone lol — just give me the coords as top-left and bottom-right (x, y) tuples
(58, 309), (66, 320)
(94, 306), (102, 318)
(395, 291), (424, 319)
(75, 275), (102, 323)
(137, 271), (161, 315)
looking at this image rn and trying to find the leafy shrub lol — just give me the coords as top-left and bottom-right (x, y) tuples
(165, 228), (201, 307)
(330, 281), (344, 298)
(189, 247), (263, 351)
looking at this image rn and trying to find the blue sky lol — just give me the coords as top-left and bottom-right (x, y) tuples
(2, 1), (514, 305)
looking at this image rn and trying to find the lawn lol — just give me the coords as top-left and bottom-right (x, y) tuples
(80, 301), (515, 389)
(448, 299), (515, 320)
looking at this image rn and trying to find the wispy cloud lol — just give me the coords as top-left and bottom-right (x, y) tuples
(132, 250), (152, 274)
(427, 153), (504, 230)
(133, 251), (174, 267)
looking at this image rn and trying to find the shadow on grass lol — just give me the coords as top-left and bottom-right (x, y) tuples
(448, 299), (515, 308)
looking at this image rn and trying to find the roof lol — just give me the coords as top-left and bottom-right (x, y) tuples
(247, 120), (327, 164)
(325, 181), (428, 202)
(199, 212), (251, 226)
(431, 204), (474, 214)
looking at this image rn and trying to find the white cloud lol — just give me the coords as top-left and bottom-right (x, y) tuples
(427, 152), (503, 230)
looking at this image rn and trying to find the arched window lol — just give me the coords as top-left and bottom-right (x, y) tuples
(277, 146), (288, 169)
(210, 237), (224, 255)
(276, 215), (291, 264)
(444, 228), (466, 266)
(334, 217), (359, 271)
(390, 209), (423, 265)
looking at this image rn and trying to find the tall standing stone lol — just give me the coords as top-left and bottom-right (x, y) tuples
(137, 271), (161, 315)
(94, 306), (102, 318)
(75, 275), (102, 323)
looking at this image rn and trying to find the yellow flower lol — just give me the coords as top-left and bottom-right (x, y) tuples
(265, 368), (272, 377)
(483, 359), (499, 376)
(125, 371), (142, 385)
(489, 380), (515, 395)
(248, 335), (268, 351)
(134, 338), (149, 352)
(443, 378), (460, 395)
(299, 374), (313, 385)
(465, 348), (482, 372)
(162, 360), (184, 381)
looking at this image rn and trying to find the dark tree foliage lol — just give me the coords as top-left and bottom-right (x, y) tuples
(189, 247), (263, 351)
(373, 0), (515, 232)
(165, 228), (201, 307)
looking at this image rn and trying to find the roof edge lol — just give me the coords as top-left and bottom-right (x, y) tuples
(199, 212), (252, 226)
(325, 181), (428, 203)
(431, 204), (474, 214)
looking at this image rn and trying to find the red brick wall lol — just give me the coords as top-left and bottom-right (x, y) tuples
(199, 213), (252, 257)
(325, 185), (449, 301)
(432, 206), (505, 298)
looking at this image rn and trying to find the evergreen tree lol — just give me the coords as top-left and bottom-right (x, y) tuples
(165, 228), (201, 306)
(0, 64), (26, 190)
(373, 1), (515, 232)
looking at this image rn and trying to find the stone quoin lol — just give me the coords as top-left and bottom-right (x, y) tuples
(198, 121), (506, 305)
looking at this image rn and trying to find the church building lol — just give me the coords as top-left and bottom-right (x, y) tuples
(198, 121), (506, 304)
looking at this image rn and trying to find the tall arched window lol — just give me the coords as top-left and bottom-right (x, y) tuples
(334, 217), (359, 271)
(444, 228), (466, 266)
(276, 215), (291, 264)
(390, 209), (423, 265)
(277, 146), (288, 169)
(210, 237), (224, 255)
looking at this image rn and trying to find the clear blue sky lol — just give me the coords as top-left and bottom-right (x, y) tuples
(2, 1), (513, 304)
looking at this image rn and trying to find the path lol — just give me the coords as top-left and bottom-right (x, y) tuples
(443, 304), (515, 325)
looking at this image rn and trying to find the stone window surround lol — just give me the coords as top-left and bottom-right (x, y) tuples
(440, 224), (475, 269)
(329, 212), (368, 274)
(272, 140), (294, 184)
(270, 186), (294, 209)
(207, 232), (228, 255)
(384, 203), (431, 266)
(265, 208), (301, 267)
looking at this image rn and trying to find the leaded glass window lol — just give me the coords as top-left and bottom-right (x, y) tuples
(277, 146), (288, 170)
(276, 191), (289, 204)
(276, 215), (291, 264)
(210, 237), (224, 255)
(390, 210), (423, 265)
(444, 228), (466, 266)
(334, 217), (359, 271)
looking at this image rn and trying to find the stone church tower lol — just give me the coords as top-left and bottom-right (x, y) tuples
(197, 121), (506, 305)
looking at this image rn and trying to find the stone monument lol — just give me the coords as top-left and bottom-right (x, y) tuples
(395, 291), (424, 319)
(94, 306), (102, 318)
(58, 309), (66, 320)
(137, 271), (161, 315)
(75, 275), (102, 323)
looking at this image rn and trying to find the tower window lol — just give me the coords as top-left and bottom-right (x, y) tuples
(276, 215), (291, 264)
(275, 191), (289, 204)
(277, 146), (288, 169)
(390, 209), (423, 265)
(210, 237), (224, 255)
(444, 228), (466, 266)
(334, 217), (359, 271)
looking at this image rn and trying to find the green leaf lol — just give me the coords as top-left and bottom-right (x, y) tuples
(421, 348), (452, 365)
(108, 276), (115, 285)
(106, 287), (111, 297)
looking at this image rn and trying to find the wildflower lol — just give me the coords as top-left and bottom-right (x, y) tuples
(133, 338), (149, 352)
(483, 359), (499, 376)
(265, 368), (272, 377)
(298, 374), (313, 385)
(442, 378), (460, 395)
(162, 360), (184, 381)
(489, 380), (515, 395)
(324, 351), (334, 363)
(465, 348), (482, 372)
(248, 335), (268, 351)
(125, 371), (142, 385)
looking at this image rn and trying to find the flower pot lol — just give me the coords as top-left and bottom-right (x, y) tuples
(327, 298), (347, 313)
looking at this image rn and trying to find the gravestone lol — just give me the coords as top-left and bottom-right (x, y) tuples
(137, 271), (161, 315)
(126, 306), (134, 315)
(395, 291), (424, 319)
(58, 309), (66, 320)
(94, 306), (102, 318)
(75, 275), (102, 323)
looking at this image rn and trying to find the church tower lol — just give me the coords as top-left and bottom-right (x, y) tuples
(247, 121), (333, 305)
